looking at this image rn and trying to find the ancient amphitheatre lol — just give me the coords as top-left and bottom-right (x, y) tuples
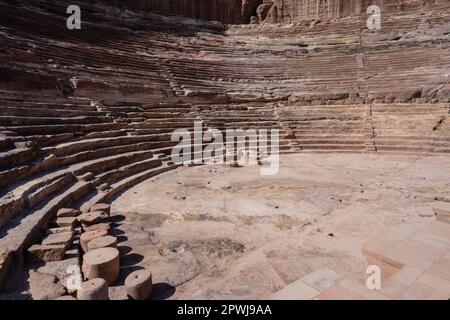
(0, 0), (449, 300)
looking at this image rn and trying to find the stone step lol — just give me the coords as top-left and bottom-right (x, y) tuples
(92, 157), (163, 187)
(0, 147), (40, 170)
(71, 150), (155, 177)
(0, 116), (114, 127)
(0, 172), (75, 230)
(42, 134), (172, 157)
(57, 142), (162, 168)
(6, 123), (128, 136)
(27, 133), (75, 148)
(0, 154), (60, 190)
(0, 149), (155, 213)
(0, 106), (109, 118)
(0, 181), (94, 291)
(296, 144), (371, 150)
(86, 163), (180, 208)
(294, 139), (370, 145)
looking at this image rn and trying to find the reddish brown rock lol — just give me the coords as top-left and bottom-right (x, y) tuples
(29, 271), (66, 300)
(56, 208), (81, 218)
(80, 229), (109, 252)
(132, 0), (244, 24)
(125, 269), (153, 300)
(78, 211), (109, 227)
(77, 278), (109, 300)
(108, 285), (129, 300)
(90, 203), (111, 216)
(87, 235), (118, 251)
(47, 226), (73, 235)
(28, 244), (66, 262)
(55, 217), (78, 228)
(83, 222), (111, 233)
(82, 248), (120, 285)
(41, 231), (73, 248)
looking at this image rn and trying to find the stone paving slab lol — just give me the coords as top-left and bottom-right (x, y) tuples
(269, 279), (320, 300)
(361, 220), (450, 300)
(300, 267), (344, 292)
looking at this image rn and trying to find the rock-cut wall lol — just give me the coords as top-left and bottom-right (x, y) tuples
(255, 0), (441, 23)
(121, 0), (442, 24)
(125, 0), (249, 24)
(18, 0), (442, 25)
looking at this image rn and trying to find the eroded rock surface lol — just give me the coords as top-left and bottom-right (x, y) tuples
(112, 154), (450, 299)
(0, 0), (449, 300)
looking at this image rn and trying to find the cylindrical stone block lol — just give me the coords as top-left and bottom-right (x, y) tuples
(78, 211), (109, 227)
(90, 203), (111, 216)
(80, 229), (109, 252)
(82, 247), (120, 285)
(125, 269), (153, 300)
(87, 235), (118, 251)
(77, 278), (109, 300)
(83, 222), (111, 234)
(57, 208), (81, 218)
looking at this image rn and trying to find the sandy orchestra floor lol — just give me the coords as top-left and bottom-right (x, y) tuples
(111, 153), (450, 299)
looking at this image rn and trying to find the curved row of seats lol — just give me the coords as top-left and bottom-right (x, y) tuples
(1, 94), (448, 289)
(0, 1), (450, 291)
(1, 2), (449, 102)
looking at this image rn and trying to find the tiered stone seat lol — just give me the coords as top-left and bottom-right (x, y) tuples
(2, 2), (449, 103)
(1, 0), (450, 296)
(0, 97), (184, 288)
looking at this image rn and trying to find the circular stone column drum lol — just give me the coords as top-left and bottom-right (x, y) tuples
(125, 269), (153, 300)
(82, 247), (120, 285)
(80, 229), (109, 252)
(87, 235), (118, 251)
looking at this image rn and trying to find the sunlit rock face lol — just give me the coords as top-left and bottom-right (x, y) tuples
(117, 0), (251, 24)
(0, 0), (450, 301)
(20, 0), (442, 24)
(256, 0), (442, 24)
(115, 0), (444, 24)
(112, 0), (444, 24)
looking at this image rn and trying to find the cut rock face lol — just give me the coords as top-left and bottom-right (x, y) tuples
(55, 217), (78, 228)
(83, 222), (111, 233)
(125, 269), (153, 300)
(90, 203), (111, 216)
(56, 208), (81, 218)
(47, 226), (73, 235)
(29, 271), (66, 300)
(77, 278), (109, 300)
(28, 244), (66, 262)
(82, 247), (120, 285)
(41, 231), (73, 248)
(87, 235), (118, 251)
